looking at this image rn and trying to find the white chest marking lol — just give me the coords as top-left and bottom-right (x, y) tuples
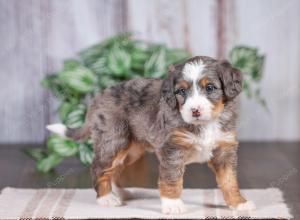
(185, 121), (235, 164)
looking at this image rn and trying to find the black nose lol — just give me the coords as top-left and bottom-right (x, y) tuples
(191, 108), (201, 117)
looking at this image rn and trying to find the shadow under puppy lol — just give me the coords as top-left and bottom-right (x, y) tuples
(48, 56), (255, 214)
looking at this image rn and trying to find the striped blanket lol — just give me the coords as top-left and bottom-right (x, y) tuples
(0, 187), (292, 219)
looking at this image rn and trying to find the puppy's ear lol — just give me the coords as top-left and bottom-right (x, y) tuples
(161, 66), (177, 109)
(218, 60), (243, 101)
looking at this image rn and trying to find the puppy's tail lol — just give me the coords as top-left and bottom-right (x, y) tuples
(46, 123), (90, 141)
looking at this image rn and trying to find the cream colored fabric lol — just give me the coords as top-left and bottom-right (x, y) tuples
(0, 187), (292, 219)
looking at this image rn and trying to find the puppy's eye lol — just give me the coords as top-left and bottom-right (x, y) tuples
(175, 88), (186, 96)
(206, 84), (215, 94)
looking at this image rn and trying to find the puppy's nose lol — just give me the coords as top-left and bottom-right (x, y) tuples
(191, 108), (201, 117)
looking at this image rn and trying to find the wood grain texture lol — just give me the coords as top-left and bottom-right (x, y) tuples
(222, 0), (300, 141)
(0, 0), (299, 143)
(0, 0), (46, 143)
(43, 0), (126, 125)
(127, 0), (217, 56)
(0, 0), (126, 143)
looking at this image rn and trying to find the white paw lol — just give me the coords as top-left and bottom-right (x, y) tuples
(161, 198), (187, 215)
(233, 201), (256, 211)
(96, 193), (122, 207)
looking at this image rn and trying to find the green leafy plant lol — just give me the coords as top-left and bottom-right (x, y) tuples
(25, 33), (265, 172)
(229, 46), (266, 108)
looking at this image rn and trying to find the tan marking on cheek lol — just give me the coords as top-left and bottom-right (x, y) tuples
(159, 179), (183, 199)
(212, 99), (224, 118)
(171, 129), (194, 148)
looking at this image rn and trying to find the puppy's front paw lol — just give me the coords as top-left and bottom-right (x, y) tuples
(161, 198), (187, 215)
(231, 200), (256, 211)
(96, 192), (122, 207)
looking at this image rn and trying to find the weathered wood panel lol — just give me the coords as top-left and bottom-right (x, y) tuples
(43, 0), (126, 124)
(0, 0), (299, 143)
(127, 0), (217, 56)
(0, 0), (126, 143)
(0, 0), (46, 143)
(223, 0), (300, 141)
(128, 0), (300, 141)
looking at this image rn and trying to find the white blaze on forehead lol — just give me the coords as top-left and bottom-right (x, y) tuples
(180, 60), (214, 124)
(182, 60), (206, 82)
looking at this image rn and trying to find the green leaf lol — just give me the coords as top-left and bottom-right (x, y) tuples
(107, 47), (131, 78)
(24, 148), (47, 161)
(63, 59), (81, 70)
(79, 33), (132, 68)
(229, 45), (266, 109)
(59, 66), (97, 93)
(58, 101), (78, 123)
(101, 32), (132, 50)
(80, 45), (106, 68)
(42, 74), (84, 103)
(90, 57), (108, 75)
(42, 75), (70, 100)
(98, 75), (119, 89)
(64, 104), (86, 128)
(78, 141), (94, 166)
(37, 154), (62, 173)
(144, 45), (167, 78)
(131, 46), (149, 71)
(47, 135), (79, 157)
(166, 49), (190, 66)
(242, 80), (252, 98)
(229, 46), (264, 81)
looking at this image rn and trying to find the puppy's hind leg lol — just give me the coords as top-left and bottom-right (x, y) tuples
(92, 150), (129, 207)
(111, 141), (146, 201)
(91, 120), (130, 207)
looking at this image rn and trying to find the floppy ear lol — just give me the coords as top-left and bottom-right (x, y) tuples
(161, 67), (177, 109)
(218, 60), (243, 101)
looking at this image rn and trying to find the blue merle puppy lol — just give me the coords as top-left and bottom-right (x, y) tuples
(48, 56), (255, 214)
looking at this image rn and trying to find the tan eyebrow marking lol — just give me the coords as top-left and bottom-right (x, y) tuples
(199, 77), (210, 88)
(178, 80), (190, 89)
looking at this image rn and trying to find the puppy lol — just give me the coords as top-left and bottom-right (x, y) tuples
(48, 56), (255, 214)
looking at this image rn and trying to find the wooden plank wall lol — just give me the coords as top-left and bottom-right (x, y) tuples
(0, 0), (299, 143)
(226, 0), (300, 141)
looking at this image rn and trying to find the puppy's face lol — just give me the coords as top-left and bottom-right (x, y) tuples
(161, 56), (242, 125)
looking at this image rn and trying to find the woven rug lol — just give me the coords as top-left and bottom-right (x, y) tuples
(0, 187), (292, 219)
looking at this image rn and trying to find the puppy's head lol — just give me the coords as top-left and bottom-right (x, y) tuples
(161, 56), (242, 125)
